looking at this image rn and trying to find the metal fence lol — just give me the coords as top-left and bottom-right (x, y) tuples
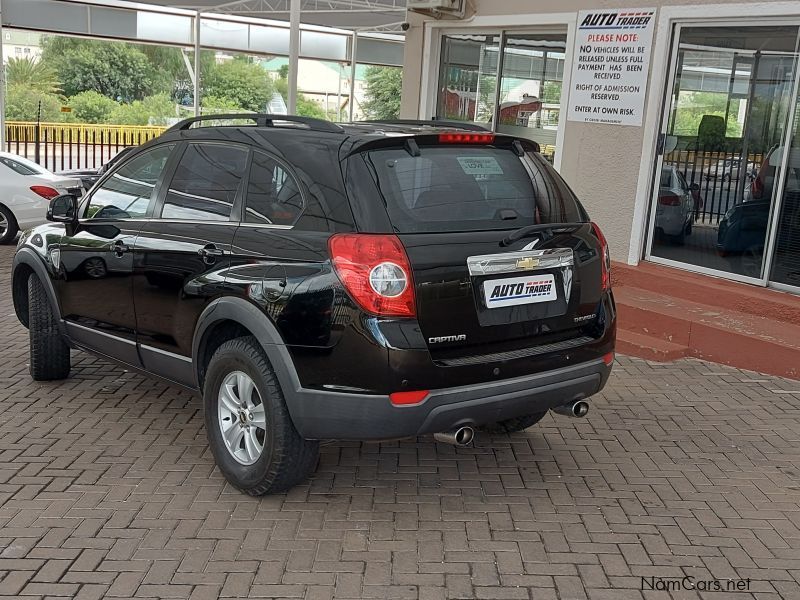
(4, 122), (166, 172)
(663, 149), (766, 225)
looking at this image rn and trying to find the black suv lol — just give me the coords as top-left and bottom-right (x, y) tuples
(12, 115), (616, 495)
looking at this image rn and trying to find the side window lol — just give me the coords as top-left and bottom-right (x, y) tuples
(161, 143), (248, 221)
(85, 144), (174, 219)
(244, 152), (305, 226)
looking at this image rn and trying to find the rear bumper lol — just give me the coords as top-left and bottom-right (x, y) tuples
(290, 357), (612, 440)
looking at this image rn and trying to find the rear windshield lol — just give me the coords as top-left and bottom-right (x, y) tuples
(364, 146), (586, 233)
(1, 156), (43, 176)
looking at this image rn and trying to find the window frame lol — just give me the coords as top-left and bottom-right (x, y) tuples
(152, 140), (251, 223)
(79, 142), (178, 223)
(239, 149), (307, 228)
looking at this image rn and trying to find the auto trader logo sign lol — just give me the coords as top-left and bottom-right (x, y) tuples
(567, 8), (656, 126)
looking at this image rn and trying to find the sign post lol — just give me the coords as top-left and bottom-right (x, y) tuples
(567, 8), (656, 126)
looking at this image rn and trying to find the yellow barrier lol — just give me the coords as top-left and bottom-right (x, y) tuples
(5, 121), (166, 145)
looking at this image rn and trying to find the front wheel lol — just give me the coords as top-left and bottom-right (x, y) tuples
(204, 336), (319, 495)
(28, 275), (71, 381)
(477, 411), (548, 434)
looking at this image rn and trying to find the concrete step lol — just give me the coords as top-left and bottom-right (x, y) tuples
(616, 329), (690, 362)
(614, 285), (800, 379)
(612, 261), (800, 326)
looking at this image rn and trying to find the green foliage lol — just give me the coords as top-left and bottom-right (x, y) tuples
(108, 94), (175, 126)
(202, 95), (247, 113)
(540, 81), (562, 104)
(297, 97), (327, 119)
(362, 66), (402, 120)
(68, 91), (119, 124)
(5, 57), (61, 94)
(5, 85), (64, 122)
(41, 37), (157, 102)
(671, 91), (742, 140)
(203, 59), (274, 112)
(274, 69), (329, 120)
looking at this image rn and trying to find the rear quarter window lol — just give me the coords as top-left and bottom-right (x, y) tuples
(363, 145), (585, 233)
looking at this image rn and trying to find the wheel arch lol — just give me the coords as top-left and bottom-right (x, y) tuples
(193, 297), (302, 415)
(13, 247), (62, 329)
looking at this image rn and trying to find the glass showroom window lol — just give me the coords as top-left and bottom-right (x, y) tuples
(437, 31), (567, 163)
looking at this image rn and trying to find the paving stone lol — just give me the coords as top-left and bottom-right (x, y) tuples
(0, 245), (798, 599)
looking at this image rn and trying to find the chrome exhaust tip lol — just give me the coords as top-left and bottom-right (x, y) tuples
(552, 400), (590, 418)
(434, 426), (475, 446)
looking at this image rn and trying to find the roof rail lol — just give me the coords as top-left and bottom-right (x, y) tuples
(360, 119), (491, 132)
(166, 113), (345, 134)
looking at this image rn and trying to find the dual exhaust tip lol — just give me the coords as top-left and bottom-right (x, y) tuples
(434, 400), (590, 447)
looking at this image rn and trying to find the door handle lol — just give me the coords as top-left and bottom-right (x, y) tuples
(198, 245), (225, 263)
(112, 240), (130, 257)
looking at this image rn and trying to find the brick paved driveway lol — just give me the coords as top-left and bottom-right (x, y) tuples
(1, 244), (799, 600)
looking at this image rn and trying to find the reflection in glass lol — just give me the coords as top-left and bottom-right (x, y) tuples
(437, 34), (500, 127)
(496, 33), (567, 162)
(769, 100), (800, 288)
(162, 144), (248, 221)
(650, 25), (800, 280)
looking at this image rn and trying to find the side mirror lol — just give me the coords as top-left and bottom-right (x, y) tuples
(47, 194), (78, 224)
(690, 182), (700, 191)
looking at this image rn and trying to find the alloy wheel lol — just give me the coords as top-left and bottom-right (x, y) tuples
(0, 212), (7, 238)
(217, 371), (267, 465)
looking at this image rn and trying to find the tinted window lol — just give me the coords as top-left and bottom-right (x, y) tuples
(0, 156), (42, 176)
(660, 168), (673, 188)
(365, 146), (585, 233)
(162, 144), (248, 221)
(244, 152), (304, 225)
(86, 144), (174, 219)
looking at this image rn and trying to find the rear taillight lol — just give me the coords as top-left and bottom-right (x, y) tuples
(591, 222), (611, 292)
(438, 133), (495, 144)
(329, 233), (416, 318)
(658, 194), (681, 206)
(30, 185), (60, 200)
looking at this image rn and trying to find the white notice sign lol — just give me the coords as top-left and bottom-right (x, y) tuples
(567, 8), (656, 126)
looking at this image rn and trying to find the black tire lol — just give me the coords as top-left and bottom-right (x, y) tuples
(0, 205), (19, 245)
(477, 411), (548, 434)
(28, 275), (71, 381)
(669, 229), (686, 246)
(204, 336), (319, 495)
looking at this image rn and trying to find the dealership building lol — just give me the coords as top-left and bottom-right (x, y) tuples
(400, 0), (800, 298)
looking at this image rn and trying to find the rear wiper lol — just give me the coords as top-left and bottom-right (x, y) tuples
(500, 222), (585, 247)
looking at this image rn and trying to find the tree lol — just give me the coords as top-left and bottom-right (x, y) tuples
(362, 66), (402, 120)
(5, 57), (61, 94)
(68, 91), (119, 124)
(5, 85), (64, 122)
(540, 81), (562, 104)
(203, 59), (274, 112)
(202, 95), (247, 114)
(274, 71), (329, 120)
(108, 94), (174, 126)
(41, 37), (157, 102)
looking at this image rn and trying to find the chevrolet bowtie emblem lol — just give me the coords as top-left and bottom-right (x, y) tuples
(516, 257), (539, 270)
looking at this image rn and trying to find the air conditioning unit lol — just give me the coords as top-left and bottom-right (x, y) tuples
(407, 0), (465, 19)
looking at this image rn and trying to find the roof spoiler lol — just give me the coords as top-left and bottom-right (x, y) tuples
(360, 119), (491, 132)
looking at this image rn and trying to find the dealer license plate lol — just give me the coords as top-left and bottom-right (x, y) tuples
(483, 274), (557, 308)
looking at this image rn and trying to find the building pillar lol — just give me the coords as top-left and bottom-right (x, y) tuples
(194, 10), (201, 117)
(288, 0), (300, 114)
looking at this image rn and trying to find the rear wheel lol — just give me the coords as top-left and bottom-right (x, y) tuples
(0, 205), (19, 245)
(477, 411), (548, 434)
(204, 336), (319, 495)
(28, 275), (71, 381)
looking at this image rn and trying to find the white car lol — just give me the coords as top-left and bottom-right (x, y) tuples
(0, 153), (82, 244)
(655, 165), (694, 244)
